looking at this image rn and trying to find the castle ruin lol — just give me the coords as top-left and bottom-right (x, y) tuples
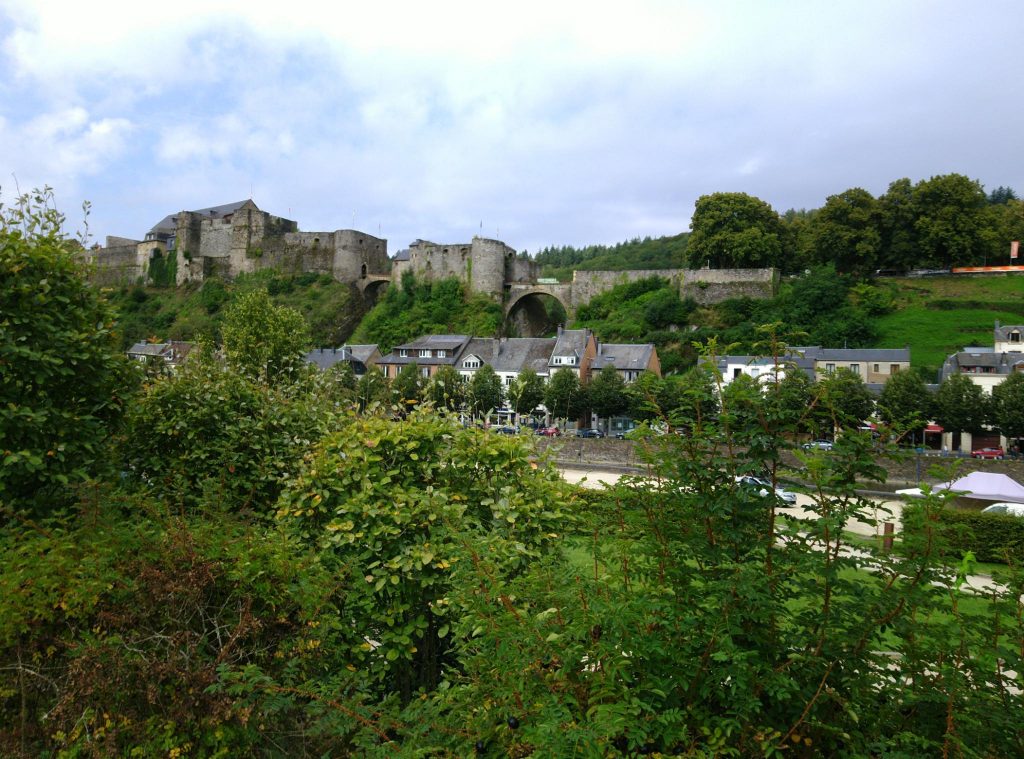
(83, 200), (389, 292)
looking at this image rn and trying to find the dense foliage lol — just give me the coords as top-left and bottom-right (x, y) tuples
(0, 190), (137, 512)
(535, 234), (688, 281)
(351, 272), (503, 353)
(109, 269), (365, 349)
(904, 500), (1024, 564)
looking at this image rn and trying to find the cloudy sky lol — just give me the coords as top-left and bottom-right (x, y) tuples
(2, 1), (1022, 255)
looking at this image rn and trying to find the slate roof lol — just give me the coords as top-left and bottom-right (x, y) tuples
(591, 343), (656, 372)
(342, 344), (380, 366)
(148, 200), (253, 237)
(392, 249), (411, 262)
(994, 321), (1024, 342)
(550, 328), (592, 365)
(461, 338), (555, 375)
(304, 348), (367, 374)
(378, 335), (473, 367)
(941, 350), (1024, 381)
(802, 347), (911, 363)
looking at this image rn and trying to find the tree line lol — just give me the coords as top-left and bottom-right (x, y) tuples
(687, 176), (1023, 276)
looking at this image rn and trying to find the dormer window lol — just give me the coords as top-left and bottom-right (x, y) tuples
(464, 358), (481, 369)
(399, 349), (409, 358)
(1011, 331), (1021, 344)
(419, 349), (431, 358)
(437, 350), (446, 358)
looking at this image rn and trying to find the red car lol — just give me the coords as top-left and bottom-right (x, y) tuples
(971, 447), (1005, 459)
(535, 426), (560, 437)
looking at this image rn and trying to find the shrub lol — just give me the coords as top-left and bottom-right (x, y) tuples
(903, 502), (1024, 563)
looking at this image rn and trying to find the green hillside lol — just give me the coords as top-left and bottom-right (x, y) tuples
(107, 270), (366, 349)
(873, 274), (1024, 378)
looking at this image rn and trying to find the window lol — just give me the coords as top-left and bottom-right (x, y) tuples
(1011, 331), (1021, 343)
(553, 357), (562, 365)
(850, 364), (860, 375)
(891, 364), (900, 374)
(399, 349), (408, 358)
(419, 349), (431, 358)
(751, 368), (760, 377)
(464, 359), (481, 369)
(733, 368), (742, 379)
(420, 366), (430, 378)
(874, 363), (880, 373)
(436, 350), (447, 358)
(825, 363), (835, 373)
(504, 376), (514, 386)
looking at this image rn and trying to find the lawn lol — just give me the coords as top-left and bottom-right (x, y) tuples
(874, 274), (1024, 378)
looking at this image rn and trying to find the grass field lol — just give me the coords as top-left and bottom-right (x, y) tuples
(873, 274), (1024, 378)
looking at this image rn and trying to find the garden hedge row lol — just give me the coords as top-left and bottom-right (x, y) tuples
(903, 503), (1024, 564)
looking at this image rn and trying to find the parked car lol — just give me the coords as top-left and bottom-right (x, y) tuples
(981, 502), (1024, 517)
(971, 447), (1005, 459)
(535, 426), (560, 437)
(494, 425), (519, 435)
(735, 475), (798, 505)
(576, 428), (605, 438)
(802, 440), (834, 451)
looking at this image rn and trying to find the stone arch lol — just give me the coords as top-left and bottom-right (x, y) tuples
(359, 276), (391, 306)
(504, 288), (571, 337)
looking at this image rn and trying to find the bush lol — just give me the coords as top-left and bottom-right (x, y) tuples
(903, 503), (1024, 563)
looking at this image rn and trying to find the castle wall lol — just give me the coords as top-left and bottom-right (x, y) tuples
(681, 267), (778, 304)
(569, 269), (682, 309)
(86, 239), (143, 286)
(330, 230), (388, 282)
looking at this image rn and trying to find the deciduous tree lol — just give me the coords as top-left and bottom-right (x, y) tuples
(0, 189), (136, 511)
(686, 192), (785, 269)
(466, 364), (503, 418)
(221, 288), (310, 383)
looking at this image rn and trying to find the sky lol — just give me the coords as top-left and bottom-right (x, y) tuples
(2, 1), (1023, 256)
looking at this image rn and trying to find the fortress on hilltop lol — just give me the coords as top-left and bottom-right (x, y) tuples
(85, 200), (778, 329)
(83, 199), (390, 296)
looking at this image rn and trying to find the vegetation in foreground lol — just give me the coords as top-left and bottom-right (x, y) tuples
(4, 190), (1024, 757)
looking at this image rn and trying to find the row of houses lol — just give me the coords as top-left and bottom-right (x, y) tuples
(714, 346), (912, 394)
(302, 328), (660, 388)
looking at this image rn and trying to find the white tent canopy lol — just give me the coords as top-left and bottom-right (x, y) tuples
(896, 471), (1024, 503)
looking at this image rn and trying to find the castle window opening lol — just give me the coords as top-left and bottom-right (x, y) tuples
(361, 263), (367, 278)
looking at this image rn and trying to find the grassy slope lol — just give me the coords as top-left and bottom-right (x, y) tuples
(873, 275), (1024, 378)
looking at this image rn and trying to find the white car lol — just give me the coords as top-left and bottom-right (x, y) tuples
(735, 475), (798, 505)
(981, 502), (1024, 517)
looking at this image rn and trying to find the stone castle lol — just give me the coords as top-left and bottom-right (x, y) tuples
(85, 200), (778, 326)
(83, 200), (389, 293)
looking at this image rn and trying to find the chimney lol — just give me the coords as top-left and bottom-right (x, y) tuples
(557, 324), (563, 336)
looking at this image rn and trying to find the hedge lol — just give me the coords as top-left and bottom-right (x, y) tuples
(903, 503), (1024, 564)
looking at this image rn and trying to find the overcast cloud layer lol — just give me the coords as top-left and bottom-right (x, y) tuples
(2, 1), (1022, 254)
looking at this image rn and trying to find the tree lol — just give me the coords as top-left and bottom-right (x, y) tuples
(686, 192), (785, 269)
(808, 188), (881, 277)
(933, 373), (989, 438)
(425, 365), (465, 411)
(391, 362), (425, 415)
(763, 363), (818, 435)
(911, 173), (991, 268)
(816, 368), (874, 431)
(991, 372), (1024, 445)
(276, 411), (567, 703)
(355, 367), (390, 412)
(987, 185), (1018, 205)
(221, 288), (310, 383)
(123, 347), (334, 512)
(877, 369), (932, 441)
(587, 366), (629, 429)
(466, 364), (502, 418)
(505, 367), (545, 423)
(0, 188), (136, 510)
(878, 178), (917, 272)
(544, 368), (587, 424)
